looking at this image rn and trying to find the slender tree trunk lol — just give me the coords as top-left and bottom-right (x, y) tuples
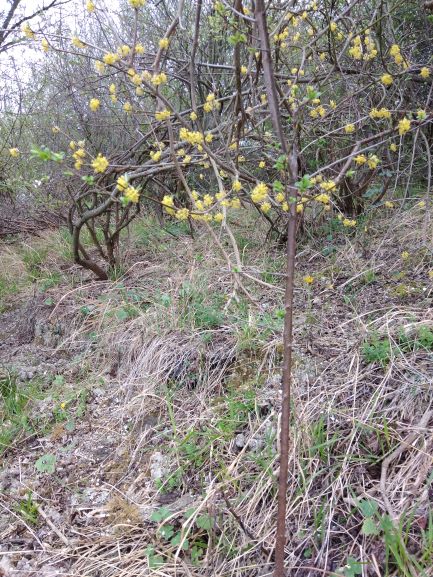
(254, 1), (298, 575)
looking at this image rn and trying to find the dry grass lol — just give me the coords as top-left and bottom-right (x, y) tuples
(1, 205), (433, 577)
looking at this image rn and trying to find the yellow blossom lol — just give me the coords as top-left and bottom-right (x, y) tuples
(259, 161), (266, 168)
(354, 154), (367, 165)
(417, 109), (427, 120)
(330, 22), (337, 32)
(41, 38), (49, 52)
(150, 150), (162, 162)
(261, 202), (271, 213)
(103, 52), (120, 65)
(159, 38), (170, 49)
(330, 100), (336, 109)
(21, 23), (35, 39)
(320, 180), (336, 192)
(232, 180), (242, 192)
(241, 65), (247, 75)
(52, 126), (60, 134)
(60, 402), (66, 410)
(420, 67), (430, 79)
(175, 208), (190, 220)
(9, 148), (20, 157)
(162, 195), (175, 215)
(315, 193), (330, 204)
(367, 154), (380, 169)
(398, 117), (411, 136)
(343, 218), (356, 227)
(389, 143), (397, 152)
(95, 61), (105, 74)
(151, 72), (167, 86)
(155, 109), (170, 121)
(86, 1), (95, 12)
(401, 251), (409, 261)
(384, 201), (394, 208)
(124, 186), (140, 203)
(231, 198), (241, 209)
(123, 102), (132, 113)
(91, 154), (109, 173)
(135, 43), (144, 54)
(303, 275), (314, 284)
(344, 123), (355, 134)
(190, 111), (197, 121)
(129, 0), (146, 8)
(381, 73), (393, 86)
(117, 175), (129, 191)
(72, 36), (86, 49)
(89, 98), (100, 111)
(214, 212), (224, 222)
(251, 182), (269, 203)
(203, 194), (214, 207)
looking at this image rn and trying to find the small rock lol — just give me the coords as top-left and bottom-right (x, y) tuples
(150, 451), (169, 481)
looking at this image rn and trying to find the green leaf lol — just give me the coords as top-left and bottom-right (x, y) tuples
(358, 499), (378, 518)
(337, 557), (363, 577)
(196, 513), (214, 531)
(116, 308), (130, 321)
(158, 524), (174, 540)
(35, 453), (56, 474)
(362, 517), (379, 536)
(295, 174), (312, 192)
(171, 531), (189, 549)
(150, 506), (171, 522)
(273, 180), (284, 193)
(274, 155), (287, 171)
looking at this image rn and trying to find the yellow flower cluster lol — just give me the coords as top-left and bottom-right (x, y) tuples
(420, 67), (430, 79)
(72, 36), (86, 49)
(159, 38), (170, 49)
(129, 0), (146, 8)
(310, 105), (326, 118)
(162, 195), (175, 215)
(155, 109), (170, 121)
(398, 117), (411, 136)
(103, 52), (120, 65)
(179, 127), (204, 146)
(150, 150), (162, 162)
(72, 147), (86, 170)
(9, 148), (20, 157)
(124, 186), (140, 203)
(89, 98), (100, 111)
(22, 24), (35, 39)
(203, 93), (219, 113)
(369, 107), (391, 120)
(91, 154), (109, 173)
(381, 73), (393, 86)
(151, 72), (167, 86)
(251, 182), (269, 204)
(320, 180), (336, 192)
(344, 124), (355, 134)
(367, 154), (380, 169)
(86, 1), (95, 12)
(389, 44), (406, 66)
(117, 175), (128, 191)
(343, 218), (356, 227)
(348, 33), (377, 61)
(41, 39), (49, 52)
(315, 193), (330, 204)
(354, 154), (366, 165)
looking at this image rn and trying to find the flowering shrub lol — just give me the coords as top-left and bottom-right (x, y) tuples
(3, 0), (432, 278)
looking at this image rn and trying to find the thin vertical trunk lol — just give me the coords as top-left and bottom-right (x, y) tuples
(254, 1), (298, 575)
